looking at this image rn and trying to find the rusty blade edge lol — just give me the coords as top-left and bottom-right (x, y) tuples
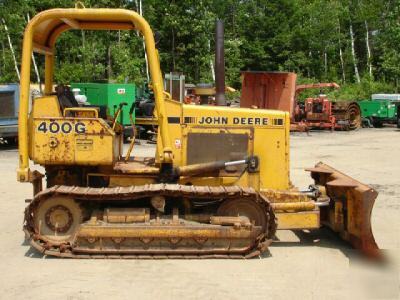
(326, 179), (358, 188)
(305, 167), (333, 174)
(314, 163), (381, 259)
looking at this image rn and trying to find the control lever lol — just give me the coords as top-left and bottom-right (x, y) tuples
(112, 102), (128, 131)
(124, 102), (137, 162)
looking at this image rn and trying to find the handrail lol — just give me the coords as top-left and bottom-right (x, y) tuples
(163, 91), (172, 101)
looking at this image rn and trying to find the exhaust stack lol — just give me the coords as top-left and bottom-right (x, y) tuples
(215, 20), (226, 106)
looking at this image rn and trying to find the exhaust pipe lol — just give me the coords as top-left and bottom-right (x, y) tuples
(215, 20), (226, 106)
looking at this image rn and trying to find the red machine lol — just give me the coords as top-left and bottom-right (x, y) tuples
(294, 83), (361, 131)
(240, 73), (361, 131)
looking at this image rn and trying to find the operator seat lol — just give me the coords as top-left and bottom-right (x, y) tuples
(54, 84), (108, 119)
(55, 84), (79, 111)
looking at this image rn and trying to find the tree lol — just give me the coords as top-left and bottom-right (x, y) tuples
(0, 0), (397, 97)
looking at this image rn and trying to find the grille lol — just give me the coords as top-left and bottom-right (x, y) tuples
(187, 132), (248, 165)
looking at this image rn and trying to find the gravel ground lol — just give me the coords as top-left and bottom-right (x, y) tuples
(0, 127), (399, 299)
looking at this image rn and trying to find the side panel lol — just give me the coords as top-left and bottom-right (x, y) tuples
(376, 101), (389, 118)
(31, 118), (117, 166)
(359, 100), (390, 118)
(253, 119), (290, 190)
(179, 105), (290, 190)
(156, 102), (290, 190)
(30, 95), (118, 165)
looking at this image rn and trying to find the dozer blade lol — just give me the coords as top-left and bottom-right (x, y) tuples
(306, 162), (379, 257)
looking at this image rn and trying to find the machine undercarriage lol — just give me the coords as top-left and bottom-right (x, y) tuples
(25, 184), (276, 258)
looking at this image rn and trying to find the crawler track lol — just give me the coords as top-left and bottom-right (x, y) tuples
(24, 184), (277, 259)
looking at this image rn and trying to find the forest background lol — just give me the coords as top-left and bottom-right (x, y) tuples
(0, 0), (399, 100)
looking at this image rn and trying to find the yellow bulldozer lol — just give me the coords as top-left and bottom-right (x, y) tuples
(18, 7), (379, 258)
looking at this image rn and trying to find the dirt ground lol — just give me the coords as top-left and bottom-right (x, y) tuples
(0, 128), (399, 299)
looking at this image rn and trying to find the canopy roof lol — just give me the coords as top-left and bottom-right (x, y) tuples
(28, 8), (144, 55)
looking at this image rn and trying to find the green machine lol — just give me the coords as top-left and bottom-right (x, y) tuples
(71, 83), (136, 125)
(359, 94), (400, 127)
(397, 105), (400, 128)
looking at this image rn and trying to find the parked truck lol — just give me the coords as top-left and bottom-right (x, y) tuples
(0, 84), (19, 144)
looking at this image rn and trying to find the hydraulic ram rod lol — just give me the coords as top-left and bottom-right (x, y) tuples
(177, 158), (252, 177)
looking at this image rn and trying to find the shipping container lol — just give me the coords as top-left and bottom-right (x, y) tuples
(71, 83), (136, 126)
